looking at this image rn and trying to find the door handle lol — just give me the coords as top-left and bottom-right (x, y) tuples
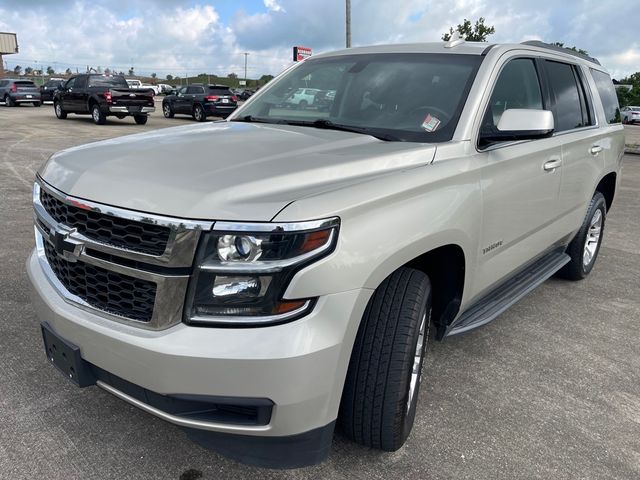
(590, 145), (603, 155)
(543, 158), (562, 172)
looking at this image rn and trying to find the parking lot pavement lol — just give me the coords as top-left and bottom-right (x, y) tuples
(1, 105), (639, 480)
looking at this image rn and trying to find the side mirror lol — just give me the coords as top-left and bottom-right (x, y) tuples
(481, 109), (554, 145)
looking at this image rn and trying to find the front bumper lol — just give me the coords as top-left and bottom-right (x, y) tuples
(27, 249), (370, 439)
(108, 105), (155, 114)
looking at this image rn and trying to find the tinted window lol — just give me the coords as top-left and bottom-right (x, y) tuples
(208, 87), (231, 95)
(75, 76), (88, 89)
(483, 58), (543, 130)
(178, 87), (187, 95)
(187, 86), (204, 94)
(88, 75), (128, 88)
(591, 69), (621, 124)
(15, 81), (36, 87)
(545, 61), (585, 131)
(65, 77), (77, 89)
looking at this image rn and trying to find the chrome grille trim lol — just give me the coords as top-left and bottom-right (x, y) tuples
(33, 178), (212, 330)
(35, 177), (212, 268)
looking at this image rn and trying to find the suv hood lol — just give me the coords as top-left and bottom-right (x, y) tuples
(39, 122), (436, 221)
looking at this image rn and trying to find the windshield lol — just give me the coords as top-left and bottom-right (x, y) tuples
(234, 53), (482, 142)
(88, 75), (128, 88)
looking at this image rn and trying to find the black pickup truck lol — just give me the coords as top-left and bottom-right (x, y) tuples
(53, 74), (155, 125)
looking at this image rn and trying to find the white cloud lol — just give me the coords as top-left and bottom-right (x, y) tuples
(264, 0), (286, 13)
(0, 0), (638, 80)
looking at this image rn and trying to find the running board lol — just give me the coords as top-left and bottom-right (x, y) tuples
(446, 250), (570, 336)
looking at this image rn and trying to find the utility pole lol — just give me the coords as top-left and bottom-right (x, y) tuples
(243, 52), (249, 85)
(346, 0), (351, 48)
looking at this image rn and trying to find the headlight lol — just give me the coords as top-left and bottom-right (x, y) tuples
(184, 217), (339, 326)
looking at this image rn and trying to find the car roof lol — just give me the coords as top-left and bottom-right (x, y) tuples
(312, 40), (604, 70)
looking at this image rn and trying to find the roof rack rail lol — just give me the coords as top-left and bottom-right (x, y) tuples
(521, 40), (601, 65)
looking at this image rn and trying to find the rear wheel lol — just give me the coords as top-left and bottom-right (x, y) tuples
(5, 95), (15, 107)
(134, 115), (148, 125)
(193, 104), (206, 122)
(560, 192), (607, 280)
(54, 101), (67, 119)
(163, 102), (174, 118)
(298, 100), (308, 109)
(340, 267), (431, 451)
(91, 104), (106, 125)
(33, 102), (41, 107)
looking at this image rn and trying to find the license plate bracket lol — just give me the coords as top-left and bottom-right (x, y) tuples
(41, 322), (96, 387)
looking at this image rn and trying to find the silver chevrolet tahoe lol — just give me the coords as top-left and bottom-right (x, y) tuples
(27, 40), (624, 468)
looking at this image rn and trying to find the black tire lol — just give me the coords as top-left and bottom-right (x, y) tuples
(163, 102), (174, 118)
(560, 192), (606, 280)
(91, 104), (106, 125)
(192, 104), (206, 122)
(54, 101), (67, 119)
(33, 102), (41, 107)
(340, 267), (431, 451)
(298, 100), (308, 109)
(134, 115), (148, 125)
(5, 95), (15, 107)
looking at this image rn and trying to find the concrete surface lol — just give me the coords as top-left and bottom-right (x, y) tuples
(625, 124), (640, 154)
(0, 106), (638, 480)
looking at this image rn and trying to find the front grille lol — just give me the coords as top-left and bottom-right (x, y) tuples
(40, 190), (170, 256)
(44, 241), (156, 322)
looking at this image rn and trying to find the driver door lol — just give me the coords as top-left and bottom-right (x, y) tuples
(471, 56), (564, 297)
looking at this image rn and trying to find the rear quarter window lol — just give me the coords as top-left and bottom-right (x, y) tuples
(590, 69), (621, 124)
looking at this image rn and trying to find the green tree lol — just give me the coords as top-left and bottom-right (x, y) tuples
(46, 66), (55, 75)
(151, 72), (157, 80)
(551, 42), (589, 55)
(104, 67), (111, 75)
(227, 72), (238, 79)
(166, 74), (173, 81)
(442, 17), (495, 42)
(13, 65), (22, 75)
(25, 66), (34, 75)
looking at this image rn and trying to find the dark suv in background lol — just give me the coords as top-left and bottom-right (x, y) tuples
(162, 84), (238, 121)
(0, 79), (42, 107)
(40, 79), (65, 102)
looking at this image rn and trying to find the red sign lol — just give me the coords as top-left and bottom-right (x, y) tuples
(293, 46), (312, 62)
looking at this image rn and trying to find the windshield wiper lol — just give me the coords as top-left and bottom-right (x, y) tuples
(230, 115), (284, 124)
(281, 119), (399, 141)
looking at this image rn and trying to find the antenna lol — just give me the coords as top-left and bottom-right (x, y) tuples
(444, 31), (465, 48)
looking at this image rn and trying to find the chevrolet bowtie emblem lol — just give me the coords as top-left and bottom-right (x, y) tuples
(49, 226), (84, 263)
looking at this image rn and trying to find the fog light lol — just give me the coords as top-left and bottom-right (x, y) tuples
(212, 276), (261, 298)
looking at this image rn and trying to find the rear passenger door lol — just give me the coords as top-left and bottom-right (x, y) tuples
(542, 60), (605, 233)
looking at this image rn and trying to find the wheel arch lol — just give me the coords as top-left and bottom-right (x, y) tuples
(595, 171), (616, 212)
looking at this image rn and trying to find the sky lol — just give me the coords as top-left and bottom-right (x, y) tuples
(0, 0), (638, 80)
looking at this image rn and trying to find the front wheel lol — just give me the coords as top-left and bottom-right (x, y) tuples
(560, 192), (607, 280)
(134, 115), (148, 125)
(54, 102), (67, 119)
(91, 104), (106, 125)
(340, 267), (431, 451)
(163, 102), (174, 118)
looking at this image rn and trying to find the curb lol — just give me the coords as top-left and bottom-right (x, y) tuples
(625, 147), (640, 155)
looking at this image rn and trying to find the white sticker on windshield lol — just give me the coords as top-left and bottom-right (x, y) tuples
(422, 114), (441, 132)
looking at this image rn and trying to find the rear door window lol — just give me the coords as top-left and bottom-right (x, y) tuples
(187, 86), (204, 94)
(590, 69), (621, 124)
(544, 60), (586, 131)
